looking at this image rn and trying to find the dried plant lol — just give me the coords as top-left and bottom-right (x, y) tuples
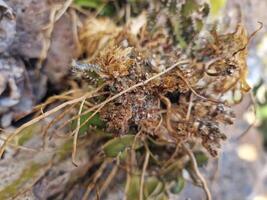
(0, 0), (259, 199)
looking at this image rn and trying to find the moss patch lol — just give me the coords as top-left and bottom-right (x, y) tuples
(0, 163), (42, 199)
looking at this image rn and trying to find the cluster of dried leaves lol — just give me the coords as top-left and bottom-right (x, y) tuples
(0, 0), (256, 199)
(67, 1), (253, 198)
(74, 0), (250, 157)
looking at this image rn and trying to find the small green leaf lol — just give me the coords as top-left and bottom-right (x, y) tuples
(99, 4), (116, 16)
(181, 0), (199, 17)
(74, 0), (116, 16)
(126, 175), (166, 200)
(209, 0), (227, 16)
(71, 111), (105, 136)
(74, 0), (104, 9)
(153, 193), (169, 200)
(258, 105), (267, 119)
(126, 174), (140, 200)
(194, 18), (204, 32)
(194, 151), (209, 167)
(170, 16), (187, 48)
(170, 176), (185, 194)
(145, 177), (165, 199)
(103, 135), (141, 157)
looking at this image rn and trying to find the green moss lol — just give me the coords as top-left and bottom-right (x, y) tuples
(70, 111), (105, 136)
(181, 0), (199, 17)
(17, 124), (40, 146)
(103, 135), (142, 158)
(0, 163), (41, 199)
(74, 0), (104, 9)
(57, 139), (73, 160)
(209, 0), (227, 16)
(74, 0), (116, 16)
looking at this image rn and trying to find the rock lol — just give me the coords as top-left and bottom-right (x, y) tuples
(0, 0), (16, 53)
(6, 0), (50, 58)
(44, 12), (80, 84)
(6, 0), (79, 84)
(0, 56), (33, 127)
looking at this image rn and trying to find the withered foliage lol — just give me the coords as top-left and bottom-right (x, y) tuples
(72, 0), (251, 157)
(0, 0), (257, 199)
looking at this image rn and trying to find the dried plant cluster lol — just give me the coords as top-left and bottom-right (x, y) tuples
(73, 0), (249, 157)
(0, 0), (256, 199)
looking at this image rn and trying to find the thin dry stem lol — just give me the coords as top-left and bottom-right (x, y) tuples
(0, 92), (93, 157)
(124, 151), (131, 200)
(0, 136), (38, 152)
(182, 143), (212, 200)
(176, 68), (224, 105)
(124, 131), (142, 200)
(55, 0), (73, 21)
(54, 89), (110, 131)
(96, 157), (120, 199)
(162, 145), (180, 168)
(72, 98), (86, 166)
(42, 104), (76, 149)
(154, 114), (163, 132)
(139, 145), (150, 200)
(34, 89), (78, 111)
(70, 103), (105, 137)
(186, 93), (194, 121)
(81, 160), (110, 200)
(0, 83), (106, 157)
(159, 94), (175, 133)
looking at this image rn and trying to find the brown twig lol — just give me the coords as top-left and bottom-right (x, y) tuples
(42, 104), (76, 149)
(175, 67), (224, 105)
(81, 160), (110, 200)
(159, 94), (176, 133)
(162, 145), (180, 169)
(0, 136), (37, 152)
(54, 89), (110, 132)
(96, 157), (120, 199)
(70, 103), (106, 138)
(124, 131), (142, 200)
(34, 89), (79, 111)
(72, 98), (86, 166)
(139, 145), (150, 200)
(186, 93), (194, 121)
(55, 0), (73, 21)
(0, 91), (95, 157)
(182, 143), (212, 200)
